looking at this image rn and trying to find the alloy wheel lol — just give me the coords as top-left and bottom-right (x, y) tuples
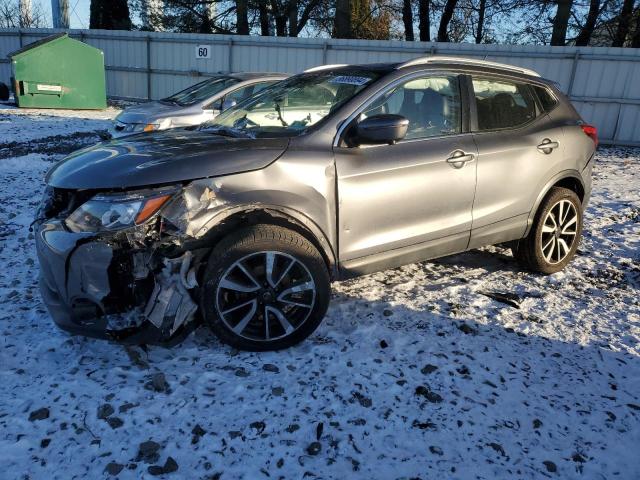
(540, 199), (579, 264)
(215, 251), (316, 342)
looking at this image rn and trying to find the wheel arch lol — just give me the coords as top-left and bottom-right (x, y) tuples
(524, 170), (585, 237)
(197, 205), (338, 279)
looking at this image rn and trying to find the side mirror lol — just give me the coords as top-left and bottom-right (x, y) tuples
(221, 98), (237, 111)
(354, 114), (409, 146)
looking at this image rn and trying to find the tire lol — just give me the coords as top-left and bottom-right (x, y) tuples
(200, 224), (330, 351)
(513, 187), (583, 274)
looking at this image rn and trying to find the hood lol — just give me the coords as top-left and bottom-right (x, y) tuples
(116, 101), (193, 124)
(46, 129), (289, 190)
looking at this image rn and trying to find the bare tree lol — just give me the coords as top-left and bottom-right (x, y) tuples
(402, 0), (414, 40)
(438, 0), (460, 41)
(335, 0), (352, 37)
(257, 0), (271, 35)
(475, 0), (486, 42)
(287, 0), (299, 35)
(139, 0), (163, 30)
(632, 6), (640, 47)
(236, 0), (249, 34)
(612, 0), (634, 46)
(418, 0), (431, 40)
(574, 0), (601, 45)
(551, 0), (574, 45)
(0, 0), (45, 27)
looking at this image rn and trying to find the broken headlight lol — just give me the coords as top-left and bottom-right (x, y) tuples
(65, 188), (177, 233)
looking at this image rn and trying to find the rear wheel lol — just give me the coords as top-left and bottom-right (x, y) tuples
(201, 225), (330, 351)
(513, 187), (583, 274)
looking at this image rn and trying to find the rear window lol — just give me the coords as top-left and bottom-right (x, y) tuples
(533, 85), (558, 112)
(472, 78), (537, 131)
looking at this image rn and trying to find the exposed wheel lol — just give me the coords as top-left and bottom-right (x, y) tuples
(201, 224), (330, 351)
(513, 187), (583, 274)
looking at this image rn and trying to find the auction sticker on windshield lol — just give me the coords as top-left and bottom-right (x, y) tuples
(329, 76), (371, 86)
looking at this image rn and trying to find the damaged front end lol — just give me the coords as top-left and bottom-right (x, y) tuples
(34, 185), (210, 345)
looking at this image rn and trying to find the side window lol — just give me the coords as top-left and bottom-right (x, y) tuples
(363, 75), (462, 140)
(223, 84), (257, 104)
(252, 81), (275, 94)
(472, 78), (537, 131)
(533, 85), (558, 112)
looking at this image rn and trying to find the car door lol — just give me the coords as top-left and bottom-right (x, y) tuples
(334, 72), (478, 269)
(468, 76), (566, 249)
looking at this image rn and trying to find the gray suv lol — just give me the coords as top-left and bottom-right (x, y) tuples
(35, 57), (596, 350)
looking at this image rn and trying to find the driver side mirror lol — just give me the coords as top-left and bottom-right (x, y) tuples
(353, 114), (409, 146)
(221, 98), (237, 111)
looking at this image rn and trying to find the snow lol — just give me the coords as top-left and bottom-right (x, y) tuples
(0, 108), (639, 479)
(0, 105), (117, 143)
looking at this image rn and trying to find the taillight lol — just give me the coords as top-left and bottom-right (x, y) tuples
(581, 124), (598, 148)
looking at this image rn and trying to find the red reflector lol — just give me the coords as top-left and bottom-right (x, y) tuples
(581, 124), (598, 147)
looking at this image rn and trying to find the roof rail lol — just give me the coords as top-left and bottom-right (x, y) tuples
(397, 56), (540, 77)
(304, 64), (348, 73)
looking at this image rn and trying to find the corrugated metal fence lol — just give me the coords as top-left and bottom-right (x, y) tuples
(1, 28), (639, 146)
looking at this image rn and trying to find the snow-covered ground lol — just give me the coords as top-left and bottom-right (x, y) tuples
(0, 108), (639, 479)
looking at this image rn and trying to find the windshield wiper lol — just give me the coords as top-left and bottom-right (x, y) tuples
(200, 125), (252, 138)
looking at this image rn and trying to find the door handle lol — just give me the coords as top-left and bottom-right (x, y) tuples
(446, 151), (475, 169)
(537, 139), (559, 154)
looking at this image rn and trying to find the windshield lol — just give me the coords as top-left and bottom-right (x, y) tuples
(162, 77), (239, 106)
(200, 69), (385, 137)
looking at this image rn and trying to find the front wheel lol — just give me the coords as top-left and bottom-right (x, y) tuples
(201, 225), (330, 351)
(513, 187), (583, 274)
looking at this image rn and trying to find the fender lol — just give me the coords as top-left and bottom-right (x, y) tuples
(523, 169), (585, 237)
(196, 203), (338, 275)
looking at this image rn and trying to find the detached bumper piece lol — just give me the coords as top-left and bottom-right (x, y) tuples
(35, 219), (199, 344)
(144, 252), (198, 338)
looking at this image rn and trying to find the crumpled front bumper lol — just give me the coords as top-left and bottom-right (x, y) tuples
(35, 219), (198, 344)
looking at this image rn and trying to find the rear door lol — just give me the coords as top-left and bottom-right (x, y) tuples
(468, 75), (565, 248)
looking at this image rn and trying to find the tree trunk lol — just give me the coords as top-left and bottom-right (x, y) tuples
(403, 0), (414, 41)
(236, 0), (249, 35)
(575, 0), (600, 46)
(475, 0), (486, 44)
(551, 0), (574, 46)
(418, 0), (430, 41)
(271, 0), (288, 36)
(437, 0), (458, 42)
(288, 0), (298, 36)
(259, 1), (270, 35)
(335, 0), (351, 38)
(613, 0), (634, 47)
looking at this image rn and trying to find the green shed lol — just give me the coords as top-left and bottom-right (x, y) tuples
(9, 33), (107, 110)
